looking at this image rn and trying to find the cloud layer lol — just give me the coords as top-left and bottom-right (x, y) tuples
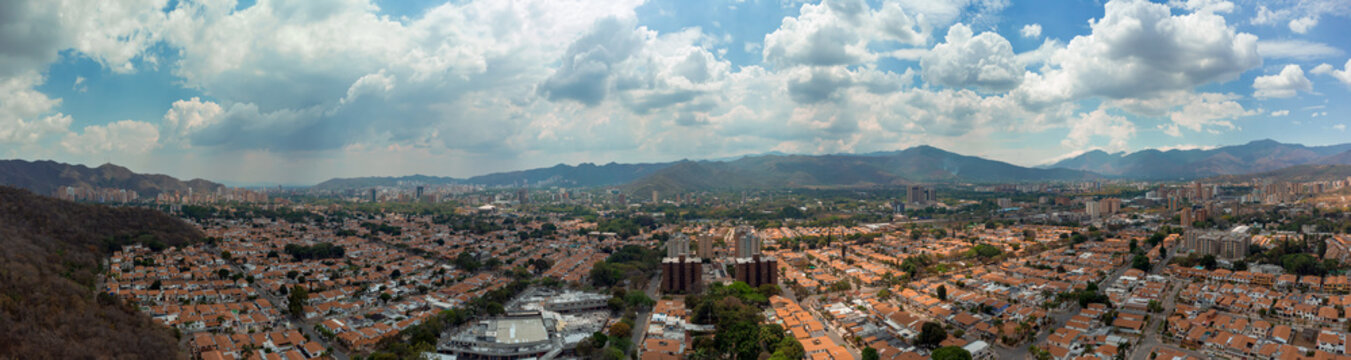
(0, 0), (1348, 182)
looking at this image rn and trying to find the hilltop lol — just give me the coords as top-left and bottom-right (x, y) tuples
(0, 186), (204, 358)
(0, 159), (223, 197)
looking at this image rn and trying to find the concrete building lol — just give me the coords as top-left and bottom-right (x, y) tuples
(666, 233), (691, 258)
(735, 227), (761, 258)
(996, 198), (1012, 208)
(733, 255), (777, 288)
(1183, 227), (1251, 260)
(439, 311), (562, 360)
(541, 292), (611, 313)
(696, 235), (714, 259)
(661, 256), (702, 294)
(907, 185), (935, 205)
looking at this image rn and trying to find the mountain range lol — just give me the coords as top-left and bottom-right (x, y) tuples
(310, 162), (672, 191)
(622, 146), (1101, 194)
(308, 145), (1105, 193)
(9, 139), (1351, 196)
(286, 139), (1351, 193)
(1044, 139), (1351, 180)
(0, 160), (223, 197)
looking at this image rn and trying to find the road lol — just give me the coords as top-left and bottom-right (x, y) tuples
(1127, 242), (1187, 360)
(628, 274), (661, 358)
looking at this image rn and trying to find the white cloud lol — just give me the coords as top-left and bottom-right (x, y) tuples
(921, 23), (1022, 92)
(763, 0), (928, 68)
(61, 120), (161, 155)
(1289, 16), (1318, 33)
(0, 71), (70, 146)
(1020, 23), (1041, 38)
(1168, 92), (1256, 133)
(1257, 40), (1344, 60)
(1270, 110), (1289, 116)
(1169, 0), (1234, 13)
(1311, 59), (1351, 87)
(1253, 64), (1312, 98)
(162, 97), (224, 145)
(1335, 124), (1346, 131)
(1063, 108), (1135, 151)
(1015, 0), (1260, 106)
(1251, 5), (1282, 25)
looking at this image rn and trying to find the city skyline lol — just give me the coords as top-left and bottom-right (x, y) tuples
(2, 0), (1350, 184)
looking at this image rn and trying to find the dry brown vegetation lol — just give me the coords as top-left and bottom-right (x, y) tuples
(0, 186), (203, 359)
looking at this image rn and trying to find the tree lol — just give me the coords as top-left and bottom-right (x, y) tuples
(220, 251), (232, 261)
(609, 322), (632, 338)
(1131, 254), (1151, 272)
(877, 289), (892, 300)
(937, 285), (948, 301)
(287, 285), (308, 317)
(918, 322), (948, 349)
(931, 346), (972, 360)
(862, 347), (880, 360)
(1199, 254), (1218, 270)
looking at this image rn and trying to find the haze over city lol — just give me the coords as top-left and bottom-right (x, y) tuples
(1, 0), (1349, 185)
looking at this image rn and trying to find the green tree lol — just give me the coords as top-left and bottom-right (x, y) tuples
(937, 285), (948, 301)
(918, 321), (947, 349)
(1131, 254), (1151, 272)
(287, 285), (309, 317)
(862, 347), (880, 360)
(932, 346), (972, 360)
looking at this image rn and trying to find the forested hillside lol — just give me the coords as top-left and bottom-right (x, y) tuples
(0, 186), (203, 359)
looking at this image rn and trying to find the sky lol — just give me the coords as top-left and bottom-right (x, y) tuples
(1, 0), (1350, 185)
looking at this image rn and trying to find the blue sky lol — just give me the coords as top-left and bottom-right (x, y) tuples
(1, 0), (1349, 185)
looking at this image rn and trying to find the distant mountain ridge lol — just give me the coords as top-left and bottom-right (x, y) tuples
(310, 162), (672, 190)
(622, 145), (1102, 194)
(1045, 139), (1351, 180)
(308, 139), (1351, 191)
(0, 159), (224, 197)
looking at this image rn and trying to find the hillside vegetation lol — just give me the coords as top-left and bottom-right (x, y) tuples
(0, 186), (203, 359)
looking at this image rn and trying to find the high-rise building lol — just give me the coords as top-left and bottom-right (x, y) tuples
(696, 235), (714, 259)
(517, 189), (528, 204)
(996, 198), (1012, 208)
(1085, 200), (1101, 219)
(666, 233), (691, 258)
(907, 185), (934, 205)
(653, 190), (659, 204)
(661, 256), (702, 294)
(735, 227), (761, 258)
(733, 255), (777, 288)
(1183, 228), (1250, 260)
(370, 188), (378, 203)
(1181, 207), (1193, 227)
(416, 186), (424, 201)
